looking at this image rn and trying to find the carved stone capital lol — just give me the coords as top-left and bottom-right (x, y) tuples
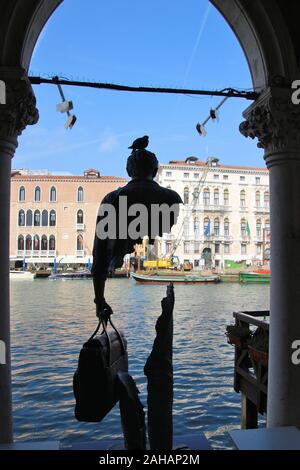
(0, 68), (39, 142)
(240, 87), (300, 167)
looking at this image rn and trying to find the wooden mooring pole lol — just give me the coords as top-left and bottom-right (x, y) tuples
(241, 393), (258, 429)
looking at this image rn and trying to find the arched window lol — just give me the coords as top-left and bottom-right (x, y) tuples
(33, 235), (40, 251)
(42, 210), (48, 227)
(203, 189), (210, 206)
(264, 191), (269, 207)
(77, 209), (84, 224)
(194, 218), (199, 238)
(18, 210), (25, 227)
(25, 235), (32, 251)
(77, 234), (83, 250)
(50, 186), (57, 202)
(224, 189), (229, 206)
(49, 210), (56, 227)
(256, 219), (262, 238)
(240, 190), (246, 207)
(224, 218), (230, 237)
(34, 186), (41, 202)
(41, 235), (48, 251)
(49, 235), (56, 251)
(214, 218), (220, 236)
(214, 189), (219, 206)
(193, 188), (199, 205)
(19, 186), (25, 202)
(183, 217), (189, 237)
(255, 191), (260, 207)
(204, 217), (210, 236)
(26, 209), (32, 226)
(17, 235), (24, 251)
(34, 210), (40, 226)
(241, 219), (247, 237)
(77, 186), (84, 202)
(183, 187), (189, 205)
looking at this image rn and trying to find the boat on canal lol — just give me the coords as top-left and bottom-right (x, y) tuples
(108, 268), (130, 278)
(10, 270), (35, 280)
(34, 270), (51, 279)
(49, 270), (92, 280)
(131, 272), (220, 284)
(239, 269), (271, 283)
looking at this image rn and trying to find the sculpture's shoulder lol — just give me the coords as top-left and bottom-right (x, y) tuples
(101, 186), (126, 204)
(158, 185), (183, 205)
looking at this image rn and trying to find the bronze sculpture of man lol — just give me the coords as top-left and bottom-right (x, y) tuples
(91, 142), (182, 317)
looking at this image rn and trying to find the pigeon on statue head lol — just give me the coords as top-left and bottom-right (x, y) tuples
(128, 135), (149, 151)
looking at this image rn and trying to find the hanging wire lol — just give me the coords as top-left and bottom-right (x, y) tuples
(29, 75), (258, 101)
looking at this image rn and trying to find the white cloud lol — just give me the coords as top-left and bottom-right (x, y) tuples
(182, 3), (212, 87)
(99, 132), (119, 153)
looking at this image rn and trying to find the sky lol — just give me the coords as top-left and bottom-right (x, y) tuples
(15, 0), (265, 177)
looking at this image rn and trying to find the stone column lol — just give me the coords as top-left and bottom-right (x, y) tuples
(240, 86), (300, 427)
(0, 68), (38, 443)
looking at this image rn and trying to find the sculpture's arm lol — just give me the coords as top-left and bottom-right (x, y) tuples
(91, 212), (112, 317)
(93, 275), (106, 307)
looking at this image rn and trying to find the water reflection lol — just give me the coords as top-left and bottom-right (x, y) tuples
(10, 279), (269, 448)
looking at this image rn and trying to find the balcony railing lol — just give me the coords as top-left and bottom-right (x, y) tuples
(198, 234), (233, 242)
(254, 206), (270, 214)
(18, 250), (57, 258)
(76, 223), (85, 230)
(240, 234), (250, 241)
(201, 204), (232, 212)
(76, 250), (85, 257)
(185, 204), (232, 212)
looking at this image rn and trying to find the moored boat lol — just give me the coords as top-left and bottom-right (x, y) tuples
(131, 272), (220, 284)
(49, 270), (92, 280)
(34, 270), (51, 279)
(10, 270), (35, 280)
(239, 270), (271, 283)
(108, 268), (130, 278)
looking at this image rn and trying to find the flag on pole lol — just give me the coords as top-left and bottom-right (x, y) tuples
(246, 222), (251, 237)
(204, 221), (211, 237)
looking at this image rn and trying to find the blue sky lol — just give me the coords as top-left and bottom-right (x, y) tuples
(16, 0), (264, 177)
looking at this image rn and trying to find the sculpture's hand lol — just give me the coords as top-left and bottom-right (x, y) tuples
(96, 298), (113, 320)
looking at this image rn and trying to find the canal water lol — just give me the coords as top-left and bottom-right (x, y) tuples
(10, 279), (269, 449)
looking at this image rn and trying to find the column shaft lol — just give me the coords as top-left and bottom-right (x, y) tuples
(0, 138), (16, 443)
(239, 86), (300, 427)
(0, 68), (39, 443)
(267, 156), (300, 426)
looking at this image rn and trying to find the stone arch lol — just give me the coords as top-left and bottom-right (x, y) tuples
(0, 1), (62, 69)
(210, 0), (298, 89)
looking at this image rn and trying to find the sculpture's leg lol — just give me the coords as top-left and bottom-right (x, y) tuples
(117, 372), (146, 450)
(144, 284), (174, 450)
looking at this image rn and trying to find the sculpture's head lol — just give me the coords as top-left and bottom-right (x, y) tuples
(126, 149), (159, 180)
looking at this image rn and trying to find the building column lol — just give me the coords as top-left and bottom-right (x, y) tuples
(0, 68), (38, 443)
(240, 86), (300, 427)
